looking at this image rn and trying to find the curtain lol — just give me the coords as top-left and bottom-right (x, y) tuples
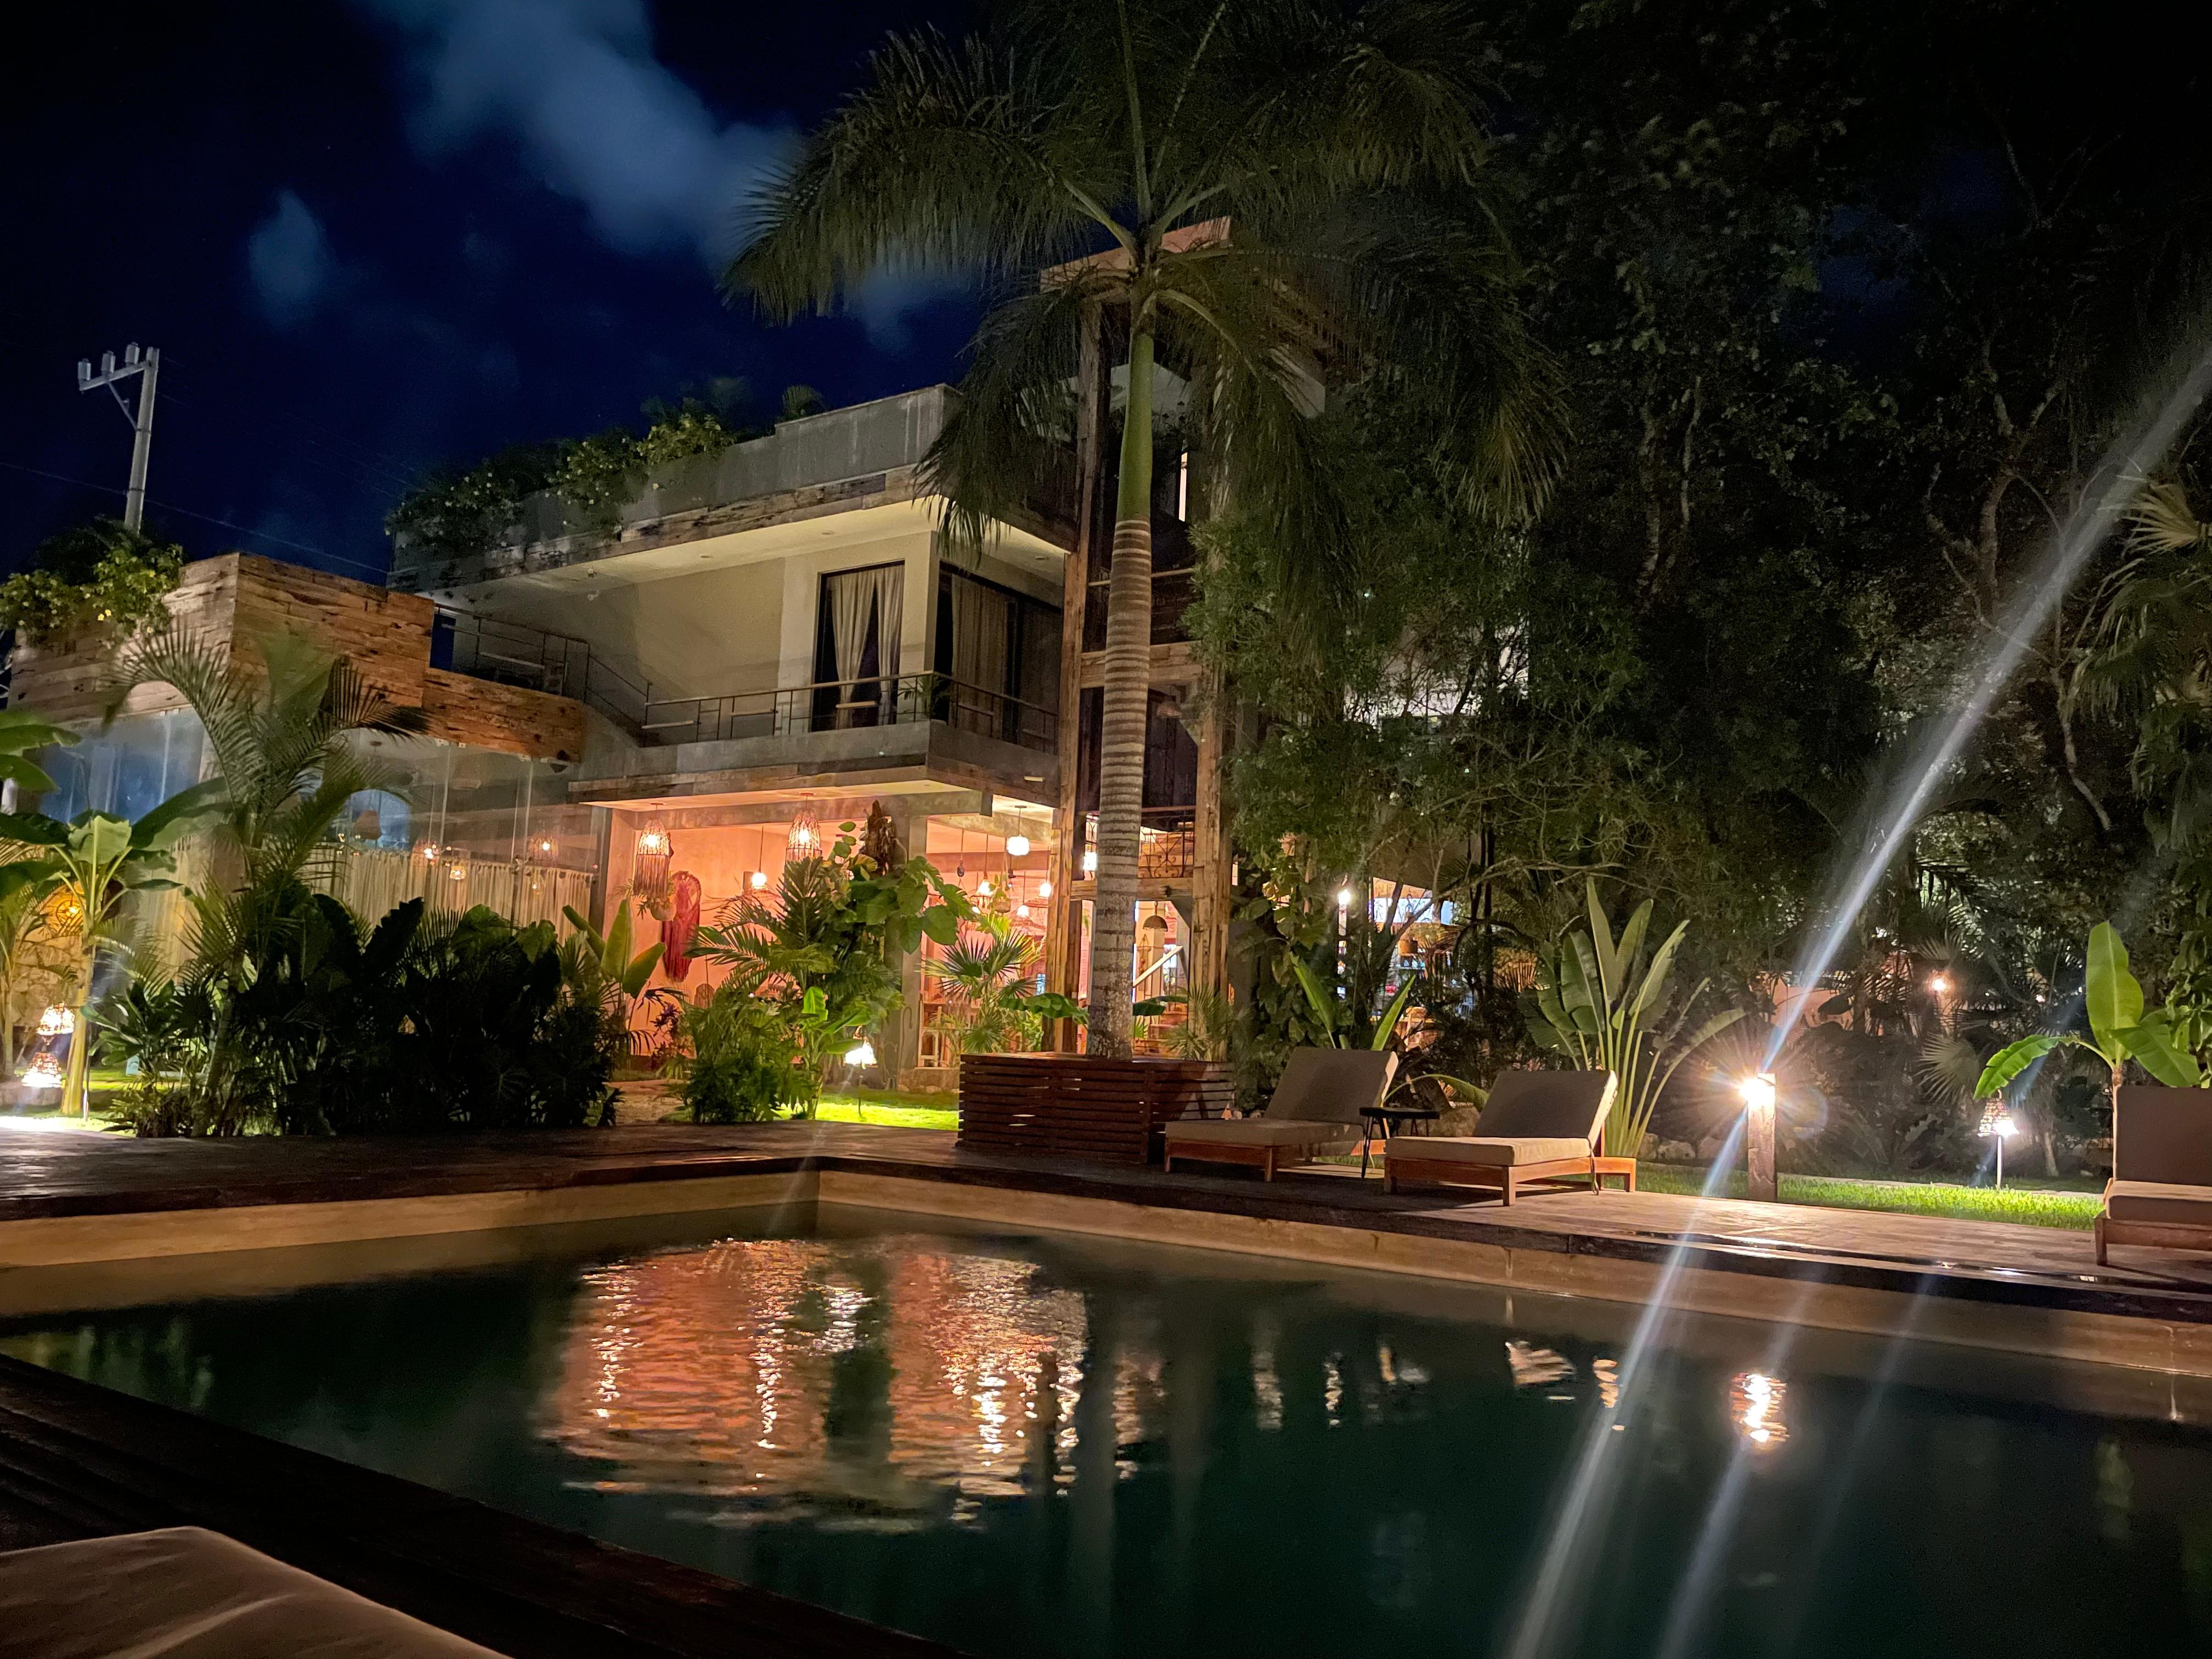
(823, 566), (904, 724)
(948, 574), (1011, 735)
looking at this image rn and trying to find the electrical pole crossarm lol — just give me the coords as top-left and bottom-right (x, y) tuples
(75, 342), (160, 531)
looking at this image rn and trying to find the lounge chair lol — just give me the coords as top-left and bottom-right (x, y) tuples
(2097, 1084), (2212, 1265)
(1163, 1048), (1398, 1180)
(1383, 1068), (1624, 1203)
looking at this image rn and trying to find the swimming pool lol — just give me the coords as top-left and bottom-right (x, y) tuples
(3, 1205), (2208, 1657)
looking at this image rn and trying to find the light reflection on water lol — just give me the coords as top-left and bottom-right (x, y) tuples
(2, 1212), (2210, 1659)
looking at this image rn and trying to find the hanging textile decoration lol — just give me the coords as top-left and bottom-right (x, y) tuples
(634, 817), (674, 917)
(662, 872), (702, 982)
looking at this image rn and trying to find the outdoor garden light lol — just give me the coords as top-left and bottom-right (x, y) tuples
(843, 1039), (877, 1066)
(20, 1057), (63, 1090)
(1978, 1098), (2021, 1188)
(1006, 834), (1031, 857)
(1929, 974), (1950, 995)
(1337, 886), (1354, 910)
(1739, 1073), (1779, 1202)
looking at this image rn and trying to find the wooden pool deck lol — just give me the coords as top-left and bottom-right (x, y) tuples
(3, 1115), (2211, 1657)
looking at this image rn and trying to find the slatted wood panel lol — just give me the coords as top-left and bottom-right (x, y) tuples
(421, 668), (586, 761)
(957, 1054), (1234, 1165)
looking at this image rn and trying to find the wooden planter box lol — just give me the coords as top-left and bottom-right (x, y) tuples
(957, 1053), (1234, 1165)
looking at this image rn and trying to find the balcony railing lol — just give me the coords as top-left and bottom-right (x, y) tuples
(433, 607), (652, 735)
(637, 672), (1057, 753)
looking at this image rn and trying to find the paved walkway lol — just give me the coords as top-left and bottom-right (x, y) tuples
(4, 1116), (2209, 1320)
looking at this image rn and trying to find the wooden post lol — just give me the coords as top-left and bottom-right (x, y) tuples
(1189, 669), (1230, 1011)
(1746, 1094), (1778, 1203)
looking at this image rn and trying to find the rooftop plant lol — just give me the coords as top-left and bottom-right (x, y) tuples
(0, 518), (183, 646)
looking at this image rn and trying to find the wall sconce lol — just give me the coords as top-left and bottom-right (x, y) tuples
(1006, 833), (1031, 857)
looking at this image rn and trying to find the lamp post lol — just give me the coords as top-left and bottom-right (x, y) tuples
(1977, 1098), (2020, 1189)
(1739, 1072), (1779, 1203)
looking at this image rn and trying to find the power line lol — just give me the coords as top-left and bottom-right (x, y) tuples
(0, 457), (392, 578)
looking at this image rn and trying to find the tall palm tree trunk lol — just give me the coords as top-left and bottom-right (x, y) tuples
(1086, 326), (1156, 1059)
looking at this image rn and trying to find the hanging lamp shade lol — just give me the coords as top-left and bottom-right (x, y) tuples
(633, 817), (674, 914)
(786, 810), (823, 862)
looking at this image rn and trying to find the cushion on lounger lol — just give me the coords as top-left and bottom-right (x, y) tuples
(1265, 1048), (1400, 1124)
(0, 1527), (507, 1657)
(2113, 1086), (2212, 1187)
(1384, 1135), (1596, 1167)
(1166, 1118), (1359, 1147)
(2104, 1178), (2212, 1227)
(1468, 1069), (1617, 1148)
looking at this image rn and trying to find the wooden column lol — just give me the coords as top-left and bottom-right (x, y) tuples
(1189, 669), (1231, 1007)
(1045, 302), (1105, 1051)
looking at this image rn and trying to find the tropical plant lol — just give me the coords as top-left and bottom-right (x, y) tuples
(0, 860), (64, 1076)
(561, 900), (664, 1051)
(692, 823), (969, 1110)
(1524, 881), (1746, 1162)
(1975, 923), (2202, 1118)
(676, 986), (812, 1124)
(0, 518), (184, 645)
(1286, 951), (1480, 1108)
(0, 785), (223, 1114)
(727, 0), (1562, 1056)
(99, 622), (428, 1126)
(925, 914), (1082, 1054)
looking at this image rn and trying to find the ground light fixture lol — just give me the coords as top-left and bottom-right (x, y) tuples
(843, 1038), (877, 1067)
(1978, 1097), (2021, 1188)
(1739, 1072), (1779, 1202)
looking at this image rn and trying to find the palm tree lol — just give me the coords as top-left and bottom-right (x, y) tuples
(926, 914), (1049, 1053)
(99, 621), (428, 1123)
(727, 0), (1561, 1055)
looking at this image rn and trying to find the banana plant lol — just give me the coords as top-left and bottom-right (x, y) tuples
(0, 782), (225, 1115)
(1289, 957), (1484, 1109)
(1975, 922), (2201, 1111)
(562, 900), (664, 998)
(1525, 879), (1745, 1161)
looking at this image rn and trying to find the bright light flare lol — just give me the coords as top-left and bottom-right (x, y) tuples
(1737, 1073), (1776, 1114)
(1005, 834), (1031, 857)
(843, 1040), (877, 1067)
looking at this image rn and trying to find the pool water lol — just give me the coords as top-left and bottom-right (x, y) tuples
(4, 1206), (2210, 1658)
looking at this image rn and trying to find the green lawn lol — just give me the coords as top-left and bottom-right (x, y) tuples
(1634, 1161), (2102, 1231)
(812, 1089), (958, 1132)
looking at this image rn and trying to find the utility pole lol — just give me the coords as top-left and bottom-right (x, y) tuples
(77, 342), (161, 531)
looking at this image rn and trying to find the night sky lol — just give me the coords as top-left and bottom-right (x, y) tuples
(0, 0), (975, 583)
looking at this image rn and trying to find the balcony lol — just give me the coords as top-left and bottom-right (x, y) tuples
(571, 672), (1060, 807)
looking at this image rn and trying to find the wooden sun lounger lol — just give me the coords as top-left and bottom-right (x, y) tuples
(1383, 1069), (1626, 1203)
(1163, 1048), (1397, 1180)
(2097, 1084), (2212, 1265)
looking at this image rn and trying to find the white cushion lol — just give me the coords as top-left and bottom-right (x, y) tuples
(1166, 1119), (1357, 1148)
(1386, 1135), (1594, 1168)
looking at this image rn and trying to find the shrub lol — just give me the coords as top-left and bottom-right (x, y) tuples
(679, 987), (812, 1123)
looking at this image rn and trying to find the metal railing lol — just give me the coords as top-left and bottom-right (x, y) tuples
(433, 607), (652, 736)
(638, 671), (1057, 753)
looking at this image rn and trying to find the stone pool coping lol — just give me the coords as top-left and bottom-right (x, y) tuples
(4, 1122), (2212, 1376)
